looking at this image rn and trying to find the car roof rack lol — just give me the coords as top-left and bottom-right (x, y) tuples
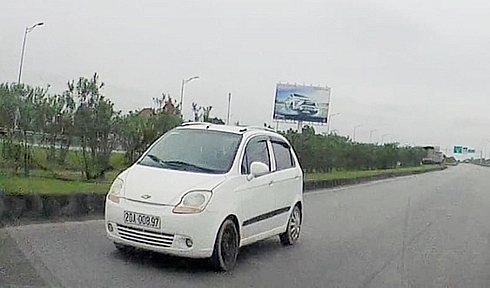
(239, 126), (275, 133)
(180, 122), (210, 126)
(180, 122), (276, 133)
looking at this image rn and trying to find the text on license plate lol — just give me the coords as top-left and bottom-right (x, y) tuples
(124, 211), (161, 229)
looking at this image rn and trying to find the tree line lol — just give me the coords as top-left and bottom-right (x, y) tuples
(282, 126), (427, 173)
(0, 73), (217, 180)
(0, 73), (428, 181)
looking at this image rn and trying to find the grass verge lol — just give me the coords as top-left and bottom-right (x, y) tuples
(2, 177), (111, 195)
(1, 169), (121, 195)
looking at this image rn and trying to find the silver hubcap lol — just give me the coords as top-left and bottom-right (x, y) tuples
(289, 208), (301, 240)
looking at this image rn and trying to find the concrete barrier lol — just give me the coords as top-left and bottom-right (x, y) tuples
(0, 166), (447, 226)
(303, 166), (447, 191)
(0, 193), (106, 227)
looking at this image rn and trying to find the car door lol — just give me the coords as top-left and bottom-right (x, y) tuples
(237, 136), (276, 240)
(269, 138), (302, 228)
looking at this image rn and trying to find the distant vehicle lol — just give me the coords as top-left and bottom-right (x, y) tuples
(422, 146), (444, 164)
(284, 93), (318, 115)
(105, 123), (304, 271)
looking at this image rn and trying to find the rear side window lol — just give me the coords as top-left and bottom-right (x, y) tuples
(241, 138), (271, 174)
(272, 141), (295, 171)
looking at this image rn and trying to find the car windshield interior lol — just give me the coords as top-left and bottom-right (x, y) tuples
(138, 129), (242, 174)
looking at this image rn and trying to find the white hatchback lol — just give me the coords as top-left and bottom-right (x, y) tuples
(105, 123), (303, 271)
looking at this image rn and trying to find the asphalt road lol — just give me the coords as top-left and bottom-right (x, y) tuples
(2, 164), (490, 288)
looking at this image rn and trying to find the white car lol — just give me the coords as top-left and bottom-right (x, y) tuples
(284, 93), (318, 115)
(105, 122), (304, 271)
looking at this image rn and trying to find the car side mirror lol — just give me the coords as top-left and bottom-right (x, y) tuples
(247, 161), (269, 180)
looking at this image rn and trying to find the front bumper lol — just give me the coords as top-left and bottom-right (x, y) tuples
(105, 198), (220, 258)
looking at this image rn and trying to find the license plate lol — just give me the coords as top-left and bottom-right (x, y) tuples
(124, 211), (161, 229)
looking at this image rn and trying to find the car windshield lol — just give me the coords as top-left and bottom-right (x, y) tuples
(138, 129), (242, 174)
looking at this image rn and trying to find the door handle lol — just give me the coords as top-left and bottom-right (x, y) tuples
(268, 180), (274, 186)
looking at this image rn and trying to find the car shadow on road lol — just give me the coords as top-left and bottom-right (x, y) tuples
(110, 238), (285, 273)
(111, 249), (211, 273)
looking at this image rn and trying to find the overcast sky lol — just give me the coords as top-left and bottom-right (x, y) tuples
(2, 0), (490, 157)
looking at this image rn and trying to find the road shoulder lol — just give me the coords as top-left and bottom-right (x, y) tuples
(0, 228), (48, 287)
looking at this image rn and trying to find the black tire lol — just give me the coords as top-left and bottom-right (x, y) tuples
(210, 219), (239, 271)
(279, 205), (302, 246)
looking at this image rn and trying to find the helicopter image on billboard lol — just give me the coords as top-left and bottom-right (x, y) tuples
(284, 93), (319, 115)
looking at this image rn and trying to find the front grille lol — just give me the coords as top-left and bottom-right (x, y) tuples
(116, 224), (174, 248)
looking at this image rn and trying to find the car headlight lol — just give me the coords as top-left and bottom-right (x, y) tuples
(172, 191), (212, 214)
(107, 178), (124, 204)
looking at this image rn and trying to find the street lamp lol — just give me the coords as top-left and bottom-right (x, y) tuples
(327, 112), (340, 134)
(369, 129), (377, 143)
(381, 133), (390, 145)
(226, 92), (232, 125)
(482, 139), (490, 159)
(18, 22), (44, 83)
(353, 124), (362, 142)
(179, 76), (199, 119)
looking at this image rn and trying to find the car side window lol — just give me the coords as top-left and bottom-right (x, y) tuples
(272, 141), (295, 171)
(241, 138), (271, 174)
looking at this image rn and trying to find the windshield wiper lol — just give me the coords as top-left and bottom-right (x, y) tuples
(143, 154), (166, 168)
(161, 160), (222, 173)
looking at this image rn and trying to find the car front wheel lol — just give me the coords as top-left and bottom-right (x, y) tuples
(210, 219), (239, 271)
(280, 205), (301, 245)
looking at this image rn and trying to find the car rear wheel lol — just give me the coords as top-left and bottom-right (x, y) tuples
(210, 219), (239, 271)
(279, 205), (301, 245)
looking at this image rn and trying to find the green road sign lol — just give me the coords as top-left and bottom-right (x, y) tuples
(454, 146), (463, 154)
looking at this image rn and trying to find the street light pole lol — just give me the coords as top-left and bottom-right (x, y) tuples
(179, 76), (199, 120)
(226, 93), (232, 125)
(353, 124), (362, 142)
(381, 133), (390, 145)
(179, 79), (185, 111)
(18, 22), (44, 84)
(327, 112), (340, 134)
(369, 129), (377, 143)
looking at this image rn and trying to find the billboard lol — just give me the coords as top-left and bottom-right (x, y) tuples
(273, 83), (330, 123)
